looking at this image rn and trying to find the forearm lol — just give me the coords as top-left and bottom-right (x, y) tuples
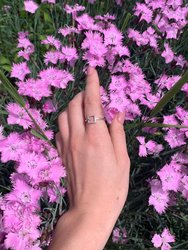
(48, 207), (119, 250)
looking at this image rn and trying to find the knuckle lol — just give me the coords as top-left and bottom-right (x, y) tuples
(68, 98), (77, 109)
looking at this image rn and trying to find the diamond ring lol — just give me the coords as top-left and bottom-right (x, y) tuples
(85, 115), (105, 124)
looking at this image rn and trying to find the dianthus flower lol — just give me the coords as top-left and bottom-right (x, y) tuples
(24, 0), (39, 13)
(152, 228), (175, 250)
(11, 62), (31, 81)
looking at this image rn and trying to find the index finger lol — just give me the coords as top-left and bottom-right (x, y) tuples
(84, 66), (109, 134)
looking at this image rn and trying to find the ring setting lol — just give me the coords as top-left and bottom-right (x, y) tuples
(85, 115), (105, 124)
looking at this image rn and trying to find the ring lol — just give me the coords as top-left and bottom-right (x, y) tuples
(85, 115), (105, 124)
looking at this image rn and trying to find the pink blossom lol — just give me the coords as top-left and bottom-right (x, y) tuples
(103, 25), (123, 46)
(134, 3), (153, 23)
(136, 136), (163, 157)
(152, 228), (175, 250)
(76, 14), (99, 31)
(17, 152), (49, 181)
(163, 115), (178, 129)
(149, 179), (169, 214)
(6, 179), (41, 208)
(112, 227), (127, 244)
(58, 26), (80, 37)
(155, 75), (181, 90)
(95, 13), (116, 21)
(42, 99), (56, 113)
(7, 103), (32, 129)
(44, 51), (60, 65)
(29, 108), (48, 130)
(157, 164), (182, 192)
(64, 4), (85, 19)
(164, 128), (186, 148)
(0, 133), (27, 163)
(161, 43), (175, 64)
(39, 67), (74, 89)
(109, 75), (128, 91)
(36, 158), (66, 184)
(11, 62), (31, 81)
(24, 0), (39, 14)
(175, 55), (187, 68)
(140, 93), (161, 109)
(60, 46), (78, 65)
(41, 36), (61, 50)
(18, 78), (52, 101)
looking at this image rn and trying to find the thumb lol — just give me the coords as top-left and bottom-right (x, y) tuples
(109, 111), (130, 168)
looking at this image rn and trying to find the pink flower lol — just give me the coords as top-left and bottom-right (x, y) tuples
(61, 46), (78, 65)
(64, 4), (85, 19)
(0, 133), (27, 163)
(152, 228), (175, 250)
(112, 227), (127, 244)
(44, 51), (60, 65)
(140, 93), (161, 109)
(134, 3), (153, 23)
(39, 67), (74, 89)
(41, 36), (61, 50)
(17, 152), (49, 181)
(11, 62), (31, 81)
(24, 0), (39, 14)
(6, 179), (41, 209)
(149, 179), (169, 214)
(7, 103), (32, 129)
(58, 26), (80, 37)
(18, 78), (52, 101)
(42, 99), (56, 113)
(76, 14), (98, 31)
(103, 25), (123, 46)
(161, 43), (175, 64)
(157, 164), (182, 192)
(136, 136), (163, 157)
(109, 75), (128, 91)
(164, 128), (186, 148)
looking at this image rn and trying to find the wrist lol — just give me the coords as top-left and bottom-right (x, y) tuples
(50, 206), (120, 250)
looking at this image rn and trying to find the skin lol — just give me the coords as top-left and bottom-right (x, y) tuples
(48, 66), (130, 250)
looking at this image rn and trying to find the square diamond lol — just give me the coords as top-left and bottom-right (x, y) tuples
(87, 116), (96, 123)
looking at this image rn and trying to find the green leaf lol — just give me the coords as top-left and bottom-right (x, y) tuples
(144, 122), (188, 129)
(43, 11), (53, 24)
(0, 70), (25, 107)
(31, 129), (49, 141)
(121, 13), (132, 31)
(150, 70), (188, 117)
(0, 109), (8, 115)
(0, 56), (11, 65)
(1, 65), (11, 72)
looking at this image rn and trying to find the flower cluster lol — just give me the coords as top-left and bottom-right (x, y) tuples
(0, 0), (188, 249)
(0, 127), (66, 249)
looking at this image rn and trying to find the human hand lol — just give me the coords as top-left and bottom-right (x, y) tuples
(49, 66), (130, 250)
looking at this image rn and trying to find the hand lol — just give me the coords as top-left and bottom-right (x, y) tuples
(48, 66), (130, 250)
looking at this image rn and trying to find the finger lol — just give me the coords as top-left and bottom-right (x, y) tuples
(68, 91), (85, 137)
(55, 132), (63, 159)
(109, 111), (130, 168)
(58, 110), (69, 154)
(84, 66), (108, 134)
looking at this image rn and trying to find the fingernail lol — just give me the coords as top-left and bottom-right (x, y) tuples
(117, 111), (125, 124)
(87, 66), (95, 75)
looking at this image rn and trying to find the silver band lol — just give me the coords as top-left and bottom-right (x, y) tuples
(85, 115), (105, 124)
